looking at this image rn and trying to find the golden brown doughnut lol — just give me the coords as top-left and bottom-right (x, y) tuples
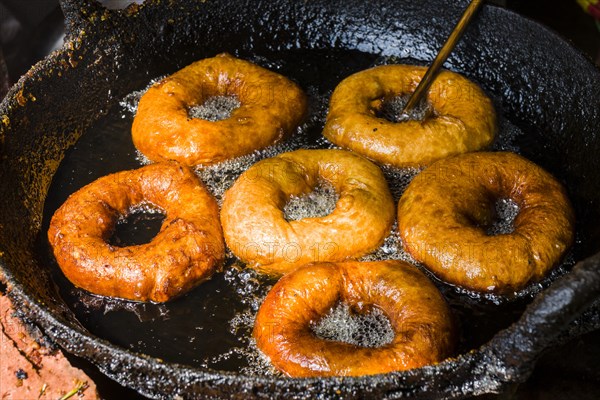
(47, 162), (225, 302)
(132, 53), (307, 166)
(323, 64), (496, 168)
(398, 152), (575, 294)
(253, 260), (456, 377)
(220, 149), (395, 276)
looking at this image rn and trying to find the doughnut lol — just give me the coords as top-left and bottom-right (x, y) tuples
(253, 260), (456, 377)
(323, 64), (496, 168)
(132, 53), (308, 166)
(398, 152), (575, 294)
(220, 149), (395, 276)
(47, 162), (225, 302)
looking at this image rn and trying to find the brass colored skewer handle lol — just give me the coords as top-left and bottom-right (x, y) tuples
(402, 0), (485, 115)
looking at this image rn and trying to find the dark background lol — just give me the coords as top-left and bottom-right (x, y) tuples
(0, 0), (598, 85)
(0, 0), (598, 399)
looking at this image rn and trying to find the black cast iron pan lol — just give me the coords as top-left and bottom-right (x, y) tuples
(1, 0), (600, 398)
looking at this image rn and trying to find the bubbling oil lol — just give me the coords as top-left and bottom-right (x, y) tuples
(381, 165), (421, 202)
(193, 128), (309, 204)
(44, 49), (575, 379)
(312, 303), (395, 348)
(283, 181), (338, 221)
(188, 95), (241, 121)
(360, 223), (419, 265)
(487, 198), (520, 236)
(192, 263), (280, 376)
(376, 94), (432, 123)
(119, 75), (165, 114)
(113, 66), (534, 373)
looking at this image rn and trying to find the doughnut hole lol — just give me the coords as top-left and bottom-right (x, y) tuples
(108, 204), (166, 247)
(187, 95), (241, 122)
(311, 302), (395, 348)
(486, 198), (520, 236)
(373, 94), (433, 123)
(283, 180), (339, 221)
(458, 195), (521, 237)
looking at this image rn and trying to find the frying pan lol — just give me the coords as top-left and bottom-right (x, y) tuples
(1, 0), (600, 398)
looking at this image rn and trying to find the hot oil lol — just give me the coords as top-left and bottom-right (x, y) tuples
(312, 303), (395, 348)
(41, 49), (576, 375)
(188, 96), (241, 121)
(284, 181), (338, 221)
(486, 198), (520, 236)
(376, 94), (432, 123)
(108, 203), (165, 247)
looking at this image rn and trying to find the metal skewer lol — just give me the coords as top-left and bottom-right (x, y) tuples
(401, 0), (485, 116)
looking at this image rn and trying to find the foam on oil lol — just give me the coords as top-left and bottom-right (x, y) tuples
(312, 303), (395, 348)
(44, 50), (578, 379)
(487, 198), (520, 236)
(283, 181), (338, 221)
(188, 96), (241, 121)
(119, 75), (165, 114)
(117, 70), (534, 373)
(376, 94), (432, 123)
(193, 127), (309, 204)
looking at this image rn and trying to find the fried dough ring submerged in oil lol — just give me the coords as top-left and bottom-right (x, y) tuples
(323, 64), (496, 168)
(220, 149), (395, 276)
(253, 260), (456, 377)
(132, 53), (308, 166)
(48, 162), (225, 303)
(398, 152), (575, 294)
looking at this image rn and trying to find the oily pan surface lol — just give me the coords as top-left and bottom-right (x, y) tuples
(0, 0), (599, 399)
(40, 47), (550, 376)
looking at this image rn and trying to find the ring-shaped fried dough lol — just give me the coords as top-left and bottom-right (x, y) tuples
(48, 162), (225, 302)
(323, 64), (496, 167)
(132, 53), (308, 166)
(220, 149), (395, 276)
(253, 260), (456, 377)
(398, 152), (575, 294)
